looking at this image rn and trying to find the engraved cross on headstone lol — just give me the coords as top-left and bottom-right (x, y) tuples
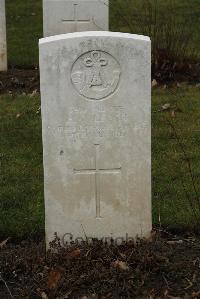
(73, 144), (121, 219)
(62, 3), (92, 32)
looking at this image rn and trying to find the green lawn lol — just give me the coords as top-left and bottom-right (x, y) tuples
(1, 0), (200, 238)
(0, 87), (199, 239)
(6, 0), (200, 67)
(0, 94), (44, 239)
(152, 86), (200, 232)
(6, 0), (43, 67)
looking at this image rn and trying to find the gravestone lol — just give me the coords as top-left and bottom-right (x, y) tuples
(0, 0), (7, 71)
(39, 32), (151, 245)
(43, 0), (109, 37)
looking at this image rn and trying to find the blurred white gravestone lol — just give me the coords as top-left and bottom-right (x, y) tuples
(0, 0), (7, 71)
(43, 0), (109, 37)
(39, 32), (151, 245)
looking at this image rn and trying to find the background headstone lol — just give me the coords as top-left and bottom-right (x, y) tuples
(39, 32), (151, 244)
(0, 0), (7, 71)
(43, 0), (109, 37)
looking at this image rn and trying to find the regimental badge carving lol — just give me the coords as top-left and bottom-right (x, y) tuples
(71, 50), (121, 100)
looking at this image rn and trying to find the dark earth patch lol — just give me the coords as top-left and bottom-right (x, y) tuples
(0, 231), (199, 298)
(0, 68), (39, 94)
(153, 56), (200, 85)
(0, 60), (200, 95)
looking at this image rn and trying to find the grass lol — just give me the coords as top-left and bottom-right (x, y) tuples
(6, 0), (43, 67)
(110, 0), (200, 63)
(110, 0), (200, 36)
(2, 0), (200, 238)
(0, 94), (44, 238)
(0, 87), (199, 238)
(152, 86), (200, 231)
(6, 0), (200, 67)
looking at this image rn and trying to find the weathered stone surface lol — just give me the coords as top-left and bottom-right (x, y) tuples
(39, 31), (151, 245)
(0, 0), (7, 71)
(43, 0), (109, 37)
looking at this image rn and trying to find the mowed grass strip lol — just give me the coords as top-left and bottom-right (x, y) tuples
(0, 94), (44, 239)
(6, 0), (200, 67)
(152, 86), (200, 231)
(0, 86), (199, 238)
(6, 0), (43, 67)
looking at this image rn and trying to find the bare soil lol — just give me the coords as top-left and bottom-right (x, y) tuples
(0, 230), (199, 299)
(0, 68), (39, 94)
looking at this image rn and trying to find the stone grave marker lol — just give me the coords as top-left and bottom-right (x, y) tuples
(0, 0), (7, 71)
(43, 0), (109, 37)
(39, 31), (151, 245)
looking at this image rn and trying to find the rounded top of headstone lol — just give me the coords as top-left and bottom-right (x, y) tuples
(39, 31), (151, 45)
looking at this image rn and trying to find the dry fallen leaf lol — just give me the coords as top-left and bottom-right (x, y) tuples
(112, 260), (129, 271)
(167, 240), (183, 245)
(152, 79), (158, 87)
(193, 257), (200, 267)
(69, 248), (81, 258)
(164, 290), (182, 298)
(0, 238), (10, 249)
(47, 268), (63, 290)
(57, 291), (72, 299)
(30, 89), (38, 97)
(146, 230), (157, 243)
(184, 277), (193, 290)
(192, 290), (200, 297)
(41, 292), (48, 299)
(36, 106), (41, 114)
(119, 252), (126, 259)
(156, 255), (169, 263)
(161, 103), (171, 111)
(171, 110), (176, 117)
(16, 113), (22, 119)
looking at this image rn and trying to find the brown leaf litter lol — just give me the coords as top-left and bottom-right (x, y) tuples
(0, 230), (199, 298)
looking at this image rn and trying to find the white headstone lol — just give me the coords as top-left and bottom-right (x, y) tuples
(0, 0), (7, 71)
(43, 0), (109, 37)
(39, 32), (151, 245)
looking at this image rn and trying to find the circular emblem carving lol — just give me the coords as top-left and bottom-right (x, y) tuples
(71, 50), (121, 100)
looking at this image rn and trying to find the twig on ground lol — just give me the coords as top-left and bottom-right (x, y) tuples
(0, 273), (14, 299)
(162, 273), (172, 290)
